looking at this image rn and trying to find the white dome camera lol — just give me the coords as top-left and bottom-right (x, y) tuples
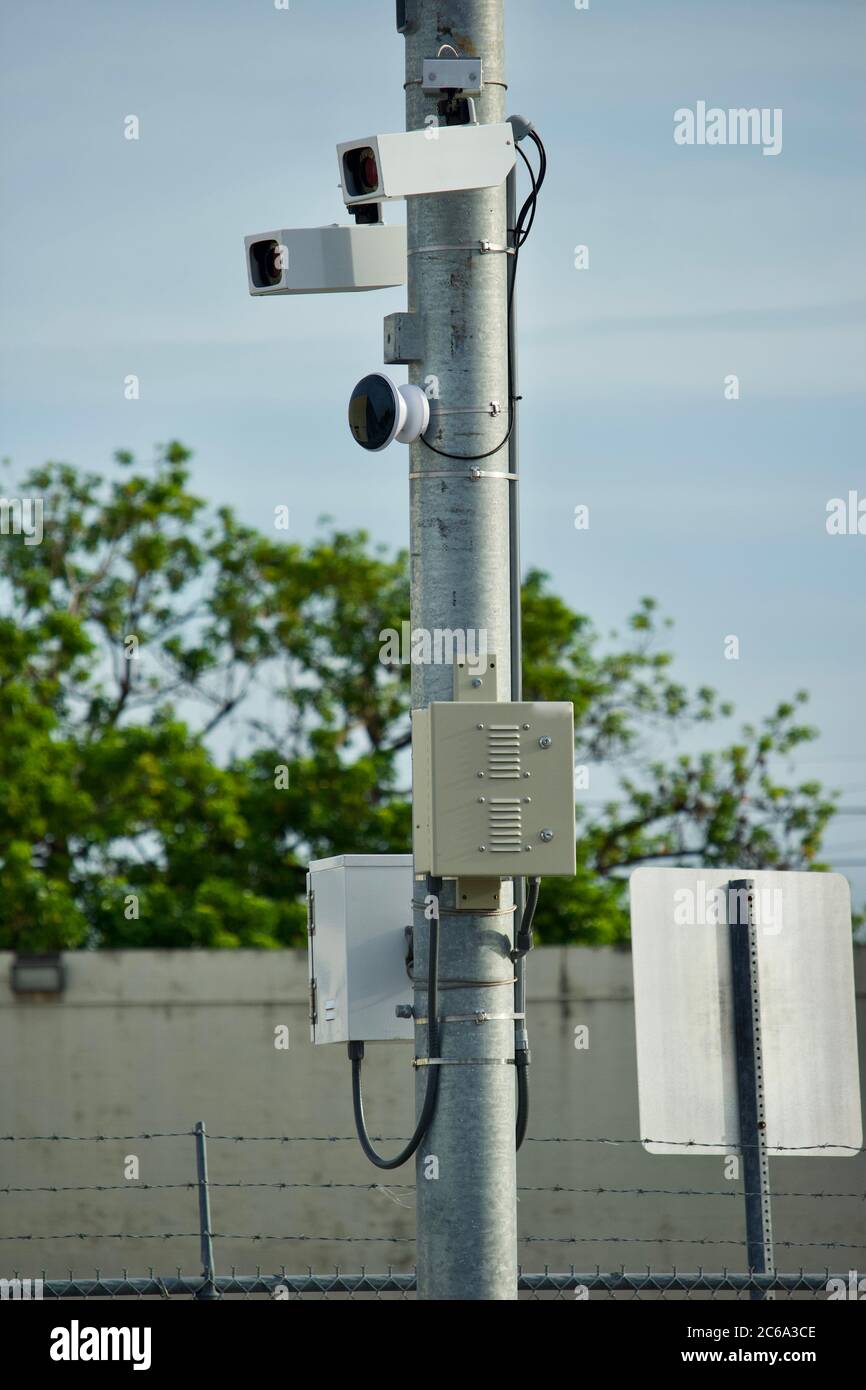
(348, 374), (430, 452)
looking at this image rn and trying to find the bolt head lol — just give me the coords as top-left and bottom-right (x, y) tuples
(477, 771), (485, 778)
(538, 735), (552, 749)
(540, 829), (554, 842)
(478, 845), (486, 852)
(471, 677), (483, 687)
(476, 722), (485, 730)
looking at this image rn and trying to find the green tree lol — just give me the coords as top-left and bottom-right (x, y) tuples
(0, 445), (838, 950)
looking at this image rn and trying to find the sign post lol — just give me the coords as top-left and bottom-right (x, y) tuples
(630, 867), (862, 1285)
(727, 878), (775, 1299)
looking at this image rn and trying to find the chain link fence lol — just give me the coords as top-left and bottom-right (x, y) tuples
(2, 1272), (848, 1300)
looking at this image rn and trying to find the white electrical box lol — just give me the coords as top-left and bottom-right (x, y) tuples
(412, 701), (577, 878)
(306, 855), (415, 1045)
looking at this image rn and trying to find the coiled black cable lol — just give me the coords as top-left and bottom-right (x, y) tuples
(349, 879), (441, 1169)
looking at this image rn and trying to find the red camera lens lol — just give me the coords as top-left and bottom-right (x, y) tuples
(344, 146), (380, 198)
(361, 154), (378, 191)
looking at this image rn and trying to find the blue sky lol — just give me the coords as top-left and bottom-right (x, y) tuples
(1, 0), (864, 889)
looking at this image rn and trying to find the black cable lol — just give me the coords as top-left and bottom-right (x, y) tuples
(514, 877), (540, 1150)
(507, 142), (540, 1151)
(510, 135), (547, 1144)
(419, 130), (545, 463)
(513, 134), (545, 252)
(513, 876), (540, 961)
(514, 147), (538, 244)
(528, 128), (547, 187)
(514, 145), (541, 247)
(516, 1053), (530, 1150)
(349, 879), (442, 1169)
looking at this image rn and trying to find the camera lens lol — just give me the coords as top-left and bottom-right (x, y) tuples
(348, 375), (398, 451)
(343, 146), (380, 198)
(249, 239), (282, 289)
(361, 153), (378, 191)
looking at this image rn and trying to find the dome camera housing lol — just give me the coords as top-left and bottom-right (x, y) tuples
(348, 374), (430, 451)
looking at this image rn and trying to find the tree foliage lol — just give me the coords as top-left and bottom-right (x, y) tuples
(0, 445), (838, 949)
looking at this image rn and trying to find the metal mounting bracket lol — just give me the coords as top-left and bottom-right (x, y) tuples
(384, 311), (425, 364)
(421, 56), (483, 95)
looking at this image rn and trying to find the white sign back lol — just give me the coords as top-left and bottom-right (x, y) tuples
(629, 868), (862, 1156)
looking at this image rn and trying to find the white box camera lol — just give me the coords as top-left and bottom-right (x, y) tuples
(337, 122), (515, 207)
(244, 224), (406, 296)
(307, 854), (415, 1045)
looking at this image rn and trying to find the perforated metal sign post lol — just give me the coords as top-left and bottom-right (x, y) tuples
(727, 878), (774, 1300)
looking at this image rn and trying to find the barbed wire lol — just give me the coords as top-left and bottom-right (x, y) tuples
(2, 1131), (861, 1151)
(525, 1137), (864, 1152)
(1, 1181), (862, 1200)
(0, 1231), (416, 1244)
(0, 1182), (409, 1195)
(519, 1235), (866, 1250)
(207, 1135), (864, 1151)
(1, 1231), (863, 1250)
(3, 1128), (861, 1275)
(0, 1132), (194, 1143)
(519, 1185), (866, 1200)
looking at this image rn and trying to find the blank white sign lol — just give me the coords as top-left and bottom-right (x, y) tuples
(629, 868), (862, 1156)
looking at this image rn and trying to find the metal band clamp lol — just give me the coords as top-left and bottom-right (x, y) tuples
(427, 402), (502, 416)
(408, 241), (515, 256)
(414, 1011), (526, 1025)
(409, 469), (518, 481)
(411, 976), (517, 991)
(410, 900), (517, 918)
(413, 1057), (516, 1068)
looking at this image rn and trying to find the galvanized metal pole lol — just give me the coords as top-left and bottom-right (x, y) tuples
(397, 0), (518, 1300)
(727, 880), (775, 1301)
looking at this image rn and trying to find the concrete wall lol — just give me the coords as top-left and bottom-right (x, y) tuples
(1, 947), (863, 1282)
